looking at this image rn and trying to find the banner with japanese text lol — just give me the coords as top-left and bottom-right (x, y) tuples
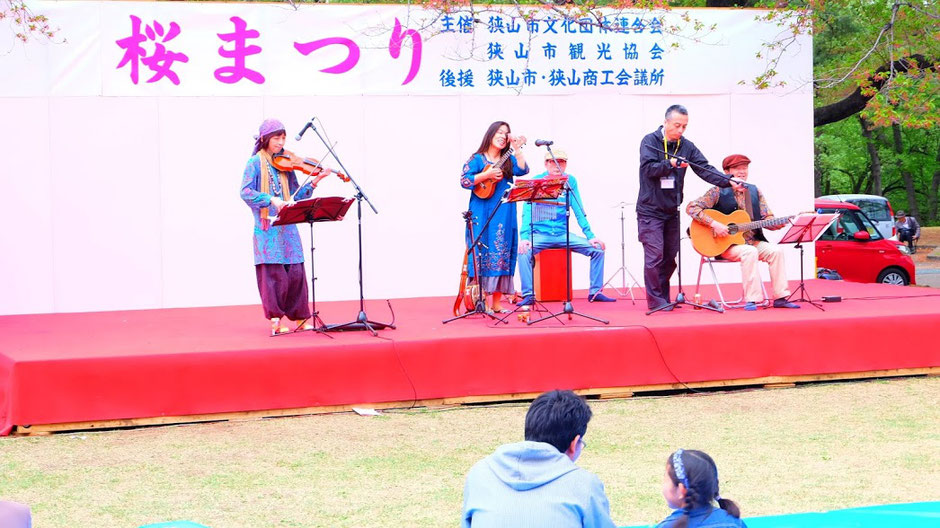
(2, 2), (808, 97)
(1, 2), (813, 315)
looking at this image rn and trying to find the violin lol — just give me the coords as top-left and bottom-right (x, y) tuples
(272, 150), (350, 185)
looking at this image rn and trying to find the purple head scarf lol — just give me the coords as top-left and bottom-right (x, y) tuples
(253, 118), (286, 154)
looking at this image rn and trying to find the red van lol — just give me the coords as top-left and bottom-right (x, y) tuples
(815, 199), (915, 285)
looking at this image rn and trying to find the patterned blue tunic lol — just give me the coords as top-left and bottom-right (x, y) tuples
(240, 154), (314, 265)
(460, 153), (529, 278)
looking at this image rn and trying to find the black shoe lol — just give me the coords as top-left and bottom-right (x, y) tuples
(589, 292), (617, 302)
(517, 295), (536, 307)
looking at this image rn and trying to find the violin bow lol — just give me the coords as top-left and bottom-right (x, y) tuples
(289, 140), (340, 201)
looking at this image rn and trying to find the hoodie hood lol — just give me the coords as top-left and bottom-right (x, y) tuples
(484, 441), (580, 491)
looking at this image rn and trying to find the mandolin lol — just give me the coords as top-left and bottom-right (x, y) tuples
(472, 148), (515, 199)
(690, 209), (795, 257)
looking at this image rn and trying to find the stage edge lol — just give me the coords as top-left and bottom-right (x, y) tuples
(11, 367), (938, 436)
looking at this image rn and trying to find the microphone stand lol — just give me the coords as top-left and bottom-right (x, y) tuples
(644, 146), (723, 315)
(529, 146), (608, 325)
(303, 119), (394, 336)
(647, 147), (742, 188)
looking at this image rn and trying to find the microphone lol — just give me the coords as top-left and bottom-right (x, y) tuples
(535, 139), (553, 147)
(295, 118), (315, 141)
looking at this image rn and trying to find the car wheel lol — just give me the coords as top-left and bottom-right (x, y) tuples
(877, 267), (909, 285)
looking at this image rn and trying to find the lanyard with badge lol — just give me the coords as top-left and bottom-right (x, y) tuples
(661, 136), (680, 190)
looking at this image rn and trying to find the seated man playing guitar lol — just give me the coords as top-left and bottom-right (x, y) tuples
(686, 154), (800, 310)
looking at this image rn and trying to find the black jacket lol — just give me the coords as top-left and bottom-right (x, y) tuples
(636, 126), (730, 219)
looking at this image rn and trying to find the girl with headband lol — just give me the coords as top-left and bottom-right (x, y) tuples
(658, 449), (746, 528)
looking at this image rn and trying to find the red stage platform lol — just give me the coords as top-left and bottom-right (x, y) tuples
(1, 280), (938, 435)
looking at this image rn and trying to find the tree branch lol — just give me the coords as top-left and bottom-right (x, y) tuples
(813, 54), (937, 127)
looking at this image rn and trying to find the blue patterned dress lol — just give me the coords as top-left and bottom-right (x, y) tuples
(240, 154), (313, 265)
(460, 153), (529, 293)
(240, 153), (315, 320)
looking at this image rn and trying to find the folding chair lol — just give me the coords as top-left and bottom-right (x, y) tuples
(694, 254), (768, 309)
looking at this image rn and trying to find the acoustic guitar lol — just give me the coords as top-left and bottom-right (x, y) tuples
(472, 148), (515, 199)
(690, 209), (794, 257)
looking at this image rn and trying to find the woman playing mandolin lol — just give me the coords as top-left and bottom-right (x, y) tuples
(239, 118), (318, 335)
(459, 121), (528, 313)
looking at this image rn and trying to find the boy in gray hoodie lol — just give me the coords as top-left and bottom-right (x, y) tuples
(461, 390), (616, 528)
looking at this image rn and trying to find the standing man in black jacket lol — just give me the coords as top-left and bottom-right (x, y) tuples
(636, 105), (731, 311)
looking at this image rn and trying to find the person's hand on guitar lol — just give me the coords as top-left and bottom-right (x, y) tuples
(710, 220), (730, 238)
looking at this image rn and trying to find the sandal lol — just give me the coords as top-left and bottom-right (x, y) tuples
(270, 317), (290, 336)
(294, 319), (314, 331)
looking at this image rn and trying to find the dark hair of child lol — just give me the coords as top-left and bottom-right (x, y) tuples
(665, 449), (740, 528)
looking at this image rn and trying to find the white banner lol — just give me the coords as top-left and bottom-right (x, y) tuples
(0, 2), (812, 315)
(1, 2), (809, 96)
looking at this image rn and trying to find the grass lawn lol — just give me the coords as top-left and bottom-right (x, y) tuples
(0, 377), (937, 527)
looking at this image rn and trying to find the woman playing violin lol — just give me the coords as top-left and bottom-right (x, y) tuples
(239, 118), (318, 335)
(460, 121), (528, 313)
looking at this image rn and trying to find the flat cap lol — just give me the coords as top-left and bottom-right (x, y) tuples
(722, 154), (751, 171)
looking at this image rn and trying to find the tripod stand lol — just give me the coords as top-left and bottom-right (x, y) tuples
(326, 191), (397, 335)
(529, 147), (608, 325)
(601, 202), (641, 304)
(272, 196), (354, 336)
(442, 209), (502, 324)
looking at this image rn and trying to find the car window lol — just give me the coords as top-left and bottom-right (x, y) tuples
(817, 209), (882, 241)
(855, 209), (884, 239)
(850, 199), (891, 221)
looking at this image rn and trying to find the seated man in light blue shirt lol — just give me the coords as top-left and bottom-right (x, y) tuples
(518, 149), (616, 305)
(461, 390), (617, 528)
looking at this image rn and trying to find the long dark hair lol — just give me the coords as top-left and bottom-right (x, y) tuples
(474, 120), (512, 178)
(665, 449), (740, 528)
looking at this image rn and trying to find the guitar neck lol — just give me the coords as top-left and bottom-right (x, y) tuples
(736, 215), (793, 233)
(490, 148), (513, 168)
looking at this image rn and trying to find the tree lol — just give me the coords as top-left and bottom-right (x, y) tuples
(0, 0), (57, 43)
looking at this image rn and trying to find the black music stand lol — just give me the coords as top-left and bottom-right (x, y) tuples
(495, 176), (569, 325)
(779, 213), (839, 311)
(272, 196), (354, 334)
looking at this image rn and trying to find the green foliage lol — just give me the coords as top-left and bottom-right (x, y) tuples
(816, 119), (940, 224)
(816, 119), (871, 194)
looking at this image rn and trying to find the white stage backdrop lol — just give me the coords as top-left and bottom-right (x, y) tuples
(0, 2), (812, 315)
